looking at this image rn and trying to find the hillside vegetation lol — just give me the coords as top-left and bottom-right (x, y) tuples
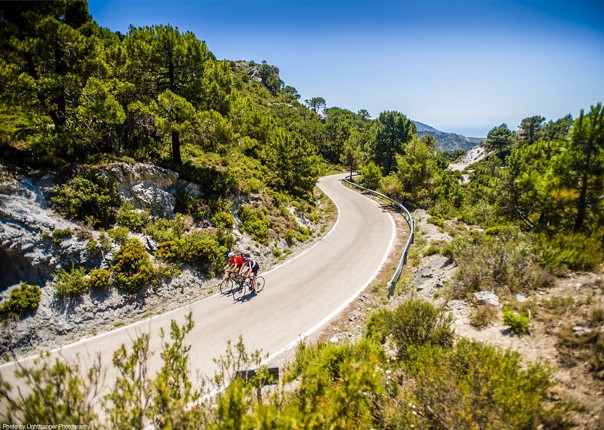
(0, 1), (603, 428)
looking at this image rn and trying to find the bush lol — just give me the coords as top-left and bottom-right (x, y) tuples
(143, 216), (186, 244)
(50, 173), (120, 227)
(53, 266), (88, 298)
(423, 245), (440, 257)
(280, 339), (386, 429)
(238, 205), (269, 244)
(86, 268), (111, 290)
(470, 304), (498, 329)
(108, 226), (130, 245)
(1, 283), (41, 316)
(379, 299), (454, 360)
(503, 309), (530, 334)
(408, 339), (553, 429)
(533, 232), (604, 275)
(179, 230), (227, 273)
(155, 230), (228, 275)
(174, 191), (200, 216)
(116, 201), (150, 233)
(427, 216), (445, 229)
(447, 230), (552, 299)
(113, 239), (154, 292)
(284, 229), (296, 244)
(52, 228), (72, 243)
(211, 211), (234, 229)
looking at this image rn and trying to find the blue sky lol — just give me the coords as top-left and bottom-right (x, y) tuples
(88, 0), (604, 137)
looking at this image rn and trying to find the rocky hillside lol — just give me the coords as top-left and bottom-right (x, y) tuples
(0, 162), (331, 358)
(414, 121), (484, 153)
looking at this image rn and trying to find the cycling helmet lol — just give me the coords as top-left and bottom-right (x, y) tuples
(228, 252), (235, 258)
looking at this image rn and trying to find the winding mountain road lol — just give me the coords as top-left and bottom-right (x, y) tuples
(0, 173), (396, 390)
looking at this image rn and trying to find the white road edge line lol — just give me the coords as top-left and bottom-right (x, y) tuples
(262, 195), (397, 366)
(0, 176), (344, 370)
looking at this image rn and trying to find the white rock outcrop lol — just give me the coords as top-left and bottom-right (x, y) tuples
(99, 163), (179, 217)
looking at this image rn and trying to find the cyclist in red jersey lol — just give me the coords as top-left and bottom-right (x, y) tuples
(223, 251), (244, 275)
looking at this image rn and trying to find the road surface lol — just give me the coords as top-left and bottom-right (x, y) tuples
(0, 173), (396, 392)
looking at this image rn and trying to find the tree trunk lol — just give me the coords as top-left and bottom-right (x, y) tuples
(574, 170), (589, 232)
(171, 130), (182, 165)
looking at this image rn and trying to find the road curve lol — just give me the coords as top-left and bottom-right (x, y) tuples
(0, 173), (396, 388)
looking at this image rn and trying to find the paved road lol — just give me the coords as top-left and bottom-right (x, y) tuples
(0, 173), (396, 391)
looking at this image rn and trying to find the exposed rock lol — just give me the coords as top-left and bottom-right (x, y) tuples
(572, 325), (592, 337)
(473, 291), (501, 307)
(0, 175), (94, 289)
(98, 163), (178, 217)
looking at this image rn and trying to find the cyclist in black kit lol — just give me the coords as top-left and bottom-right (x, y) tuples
(240, 257), (260, 292)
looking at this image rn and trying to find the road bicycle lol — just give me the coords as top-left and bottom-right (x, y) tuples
(218, 270), (236, 294)
(232, 274), (265, 300)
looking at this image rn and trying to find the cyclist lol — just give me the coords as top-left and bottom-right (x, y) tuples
(240, 257), (260, 292)
(223, 251), (244, 278)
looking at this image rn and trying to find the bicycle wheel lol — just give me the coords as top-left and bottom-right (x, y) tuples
(254, 276), (265, 292)
(233, 281), (246, 301)
(219, 278), (233, 294)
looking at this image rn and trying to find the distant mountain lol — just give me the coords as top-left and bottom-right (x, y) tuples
(413, 121), (484, 153)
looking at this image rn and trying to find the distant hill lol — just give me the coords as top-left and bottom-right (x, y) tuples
(414, 121), (484, 153)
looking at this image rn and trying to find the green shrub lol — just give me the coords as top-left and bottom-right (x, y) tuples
(275, 338), (387, 429)
(50, 173), (120, 227)
(503, 309), (530, 334)
(459, 199), (499, 228)
(179, 230), (226, 273)
(296, 226), (311, 242)
(86, 268), (111, 290)
(448, 230), (552, 298)
(534, 232), (604, 275)
(155, 229), (229, 275)
(470, 304), (498, 329)
(379, 299), (455, 360)
(113, 239), (154, 293)
(211, 211), (234, 229)
(427, 216), (445, 229)
(143, 216), (186, 244)
(484, 224), (515, 236)
(364, 309), (391, 343)
(1, 283), (41, 316)
(53, 266), (88, 298)
(408, 339), (553, 429)
(108, 226), (130, 245)
(52, 228), (72, 243)
(423, 245), (440, 257)
(116, 201), (150, 233)
(174, 191), (200, 216)
(284, 229), (296, 244)
(286, 338), (384, 382)
(86, 237), (99, 254)
(238, 205), (269, 244)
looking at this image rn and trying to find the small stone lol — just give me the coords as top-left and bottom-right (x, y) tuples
(572, 325), (591, 337)
(473, 291), (500, 307)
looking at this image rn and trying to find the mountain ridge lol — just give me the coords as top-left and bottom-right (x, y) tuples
(414, 121), (484, 153)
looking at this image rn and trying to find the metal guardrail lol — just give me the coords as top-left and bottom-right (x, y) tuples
(343, 174), (415, 297)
